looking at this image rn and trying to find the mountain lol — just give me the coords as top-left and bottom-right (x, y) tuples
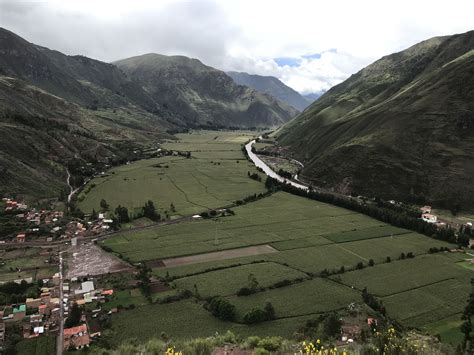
(0, 28), (297, 201)
(277, 30), (474, 211)
(303, 91), (325, 102)
(115, 54), (298, 128)
(227, 71), (309, 111)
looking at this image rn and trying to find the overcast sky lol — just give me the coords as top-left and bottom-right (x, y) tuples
(1, 0), (473, 94)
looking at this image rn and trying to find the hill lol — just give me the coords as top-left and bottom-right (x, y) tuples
(227, 71), (310, 111)
(0, 28), (296, 201)
(115, 54), (298, 128)
(277, 30), (474, 211)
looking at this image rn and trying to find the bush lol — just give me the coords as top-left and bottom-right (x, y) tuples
(243, 308), (268, 324)
(236, 287), (256, 296)
(208, 297), (235, 321)
(257, 337), (283, 351)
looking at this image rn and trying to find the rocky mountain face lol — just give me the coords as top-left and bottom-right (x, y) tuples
(277, 30), (474, 211)
(115, 54), (298, 128)
(226, 71), (312, 111)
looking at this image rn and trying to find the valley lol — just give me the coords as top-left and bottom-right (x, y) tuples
(0, 20), (473, 354)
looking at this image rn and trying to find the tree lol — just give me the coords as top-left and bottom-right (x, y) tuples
(65, 303), (81, 328)
(208, 297), (235, 321)
(91, 209), (98, 220)
(243, 308), (268, 324)
(248, 273), (259, 291)
(100, 199), (109, 211)
(323, 313), (342, 339)
(368, 259), (375, 267)
(115, 205), (130, 223)
(264, 301), (275, 320)
(170, 203), (176, 213)
(143, 200), (160, 221)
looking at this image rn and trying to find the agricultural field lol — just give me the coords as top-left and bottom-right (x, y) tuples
(77, 131), (266, 217)
(99, 188), (470, 346)
(0, 247), (57, 283)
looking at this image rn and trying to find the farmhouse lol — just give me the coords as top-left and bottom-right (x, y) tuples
(420, 205), (432, 214)
(16, 233), (26, 243)
(64, 324), (90, 350)
(421, 213), (437, 223)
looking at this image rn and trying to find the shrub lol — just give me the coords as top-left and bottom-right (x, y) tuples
(368, 259), (375, 267)
(243, 308), (268, 324)
(257, 337), (283, 351)
(236, 287), (256, 296)
(208, 297), (235, 321)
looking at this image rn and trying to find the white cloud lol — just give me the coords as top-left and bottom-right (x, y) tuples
(0, 0), (473, 94)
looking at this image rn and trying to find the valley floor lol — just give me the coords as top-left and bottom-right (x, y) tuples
(76, 131), (472, 350)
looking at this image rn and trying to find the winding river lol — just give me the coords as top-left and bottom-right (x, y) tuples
(245, 139), (309, 191)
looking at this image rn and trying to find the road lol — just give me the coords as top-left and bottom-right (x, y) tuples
(245, 139), (309, 191)
(56, 250), (65, 355)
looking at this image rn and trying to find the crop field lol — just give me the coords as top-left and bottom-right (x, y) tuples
(77, 131), (266, 216)
(228, 278), (360, 320)
(0, 247), (57, 283)
(333, 253), (471, 296)
(172, 262), (307, 298)
(381, 278), (470, 328)
(95, 131), (472, 347)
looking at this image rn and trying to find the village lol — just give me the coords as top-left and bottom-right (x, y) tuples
(0, 197), (126, 352)
(0, 190), (473, 353)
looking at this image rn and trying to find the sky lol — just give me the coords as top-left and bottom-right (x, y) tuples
(1, 0), (473, 94)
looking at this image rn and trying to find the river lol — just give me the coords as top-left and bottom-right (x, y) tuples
(245, 139), (308, 191)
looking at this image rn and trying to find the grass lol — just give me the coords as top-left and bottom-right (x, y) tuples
(228, 278), (360, 321)
(422, 314), (464, 346)
(103, 192), (388, 263)
(323, 225), (410, 243)
(78, 131), (266, 217)
(96, 130), (471, 346)
(172, 262), (307, 298)
(15, 335), (56, 355)
(381, 278), (471, 328)
(101, 288), (149, 310)
(333, 253), (471, 296)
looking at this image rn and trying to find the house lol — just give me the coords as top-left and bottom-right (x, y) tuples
(38, 304), (50, 316)
(26, 298), (42, 309)
(75, 281), (94, 295)
(12, 304), (26, 321)
(422, 213), (438, 223)
(420, 205), (432, 214)
(16, 234), (26, 243)
(101, 290), (114, 296)
(64, 324), (90, 350)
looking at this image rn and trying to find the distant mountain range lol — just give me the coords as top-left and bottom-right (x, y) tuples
(0, 27), (296, 200)
(227, 71), (322, 111)
(277, 30), (474, 210)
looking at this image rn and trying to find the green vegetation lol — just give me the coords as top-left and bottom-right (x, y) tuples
(15, 336), (56, 355)
(277, 31), (474, 210)
(78, 131), (266, 216)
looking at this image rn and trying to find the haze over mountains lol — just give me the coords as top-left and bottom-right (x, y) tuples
(0, 27), (296, 200)
(227, 71), (320, 111)
(277, 30), (474, 210)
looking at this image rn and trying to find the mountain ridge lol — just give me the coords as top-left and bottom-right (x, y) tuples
(277, 30), (474, 211)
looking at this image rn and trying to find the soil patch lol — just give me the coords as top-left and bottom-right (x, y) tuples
(153, 244), (278, 268)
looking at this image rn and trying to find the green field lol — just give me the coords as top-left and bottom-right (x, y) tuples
(15, 335), (56, 355)
(77, 131), (266, 216)
(0, 248), (57, 283)
(96, 130), (472, 347)
(172, 262), (307, 298)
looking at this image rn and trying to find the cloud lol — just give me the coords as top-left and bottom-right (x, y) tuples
(0, 0), (473, 94)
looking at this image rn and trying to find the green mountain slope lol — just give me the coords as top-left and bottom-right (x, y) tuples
(115, 54), (298, 128)
(0, 28), (297, 200)
(227, 71), (309, 111)
(277, 31), (474, 211)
